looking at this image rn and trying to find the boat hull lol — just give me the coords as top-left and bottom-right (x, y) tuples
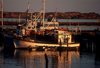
(13, 39), (36, 48)
(13, 38), (80, 49)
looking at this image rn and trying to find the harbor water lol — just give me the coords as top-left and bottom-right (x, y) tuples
(0, 18), (100, 68)
(0, 48), (100, 68)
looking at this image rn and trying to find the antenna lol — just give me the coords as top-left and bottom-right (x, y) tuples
(19, 14), (21, 24)
(54, 7), (58, 22)
(31, 11), (32, 20)
(26, 2), (29, 24)
(55, 7), (57, 18)
(28, 2), (29, 10)
(43, 0), (45, 27)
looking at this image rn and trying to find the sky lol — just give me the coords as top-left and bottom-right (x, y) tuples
(1, 0), (100, 14)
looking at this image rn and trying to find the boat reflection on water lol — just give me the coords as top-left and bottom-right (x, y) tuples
(0, 49), (100, 68)
(13, 50), (74, 68)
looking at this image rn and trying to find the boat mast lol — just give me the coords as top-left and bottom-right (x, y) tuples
(19, 14), (21, 24)
(26, 2), (29, 24)
(31, 11), (32, 20)
(1, 0), (3, 31)
(43, 0), (45, 27)
(55, 7), (57, 20)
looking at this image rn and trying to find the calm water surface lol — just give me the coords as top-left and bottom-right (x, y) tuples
(0, 48), (100, 68)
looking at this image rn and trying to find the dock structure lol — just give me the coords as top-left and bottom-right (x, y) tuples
(95, 30), (100, 64)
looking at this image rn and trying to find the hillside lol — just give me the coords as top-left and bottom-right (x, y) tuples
(0, 11), (100, 19)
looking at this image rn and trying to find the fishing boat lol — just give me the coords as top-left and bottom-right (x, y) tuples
(3, 0), (80, 50)
(13, 27), (80, 49)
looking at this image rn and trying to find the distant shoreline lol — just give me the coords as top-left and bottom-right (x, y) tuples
(0, 11), (100, 19)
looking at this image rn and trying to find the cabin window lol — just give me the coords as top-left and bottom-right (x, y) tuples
(44, 24), (48, 27)
(28, 27), (31, 29)
(55, 31), (58, 33)
(49, 24), (53, 27)
(55, 24), (58, 27)
(32, 23), (33, 25)
(32, 27), (34, 29)
(49, 24), (51, 27)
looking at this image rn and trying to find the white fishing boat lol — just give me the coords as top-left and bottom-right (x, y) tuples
(13, 27), (80, 49)
(3, 0), (80, 49)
